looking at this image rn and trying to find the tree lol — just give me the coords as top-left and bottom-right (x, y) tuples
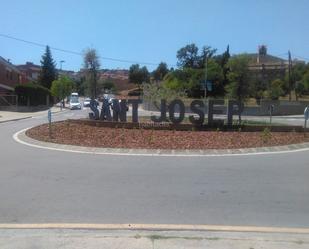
(264, 79), (284, 100)
(199, 46), (217, 68)
(73, 77), (86, 96)
(38, 46), (57, 89)
(176, 43), (216, 69)
(51, 76), (74, 106)
(285, 62), (306, 100)
(258, 45), (267, 56)
(295, 81), (306, 100)
(163, 59), (223, 98)
(176, 43), (199, 68)
(166, 44), (220, 97)
(84, 48), (100, 98)
(129, 64), (150, 88)
(220, 45), (230, 88)
(206, 58), (224, 96)
(292, 63), (307, 100)
(249, 77), (265, 104)
(153, 62), (169, 82)
(302, 69), (309, 92)
(226, 54), (252, 123)
(97, 79), (116, 93)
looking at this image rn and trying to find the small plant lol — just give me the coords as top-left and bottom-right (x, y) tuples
(121, 128), (125, 144)
(238, 127), (242, 132)
(148, 129), (154, 144)
(261, 127), (272, 144)
(111, 129), (115, 139)
(132, 127), (136, 140)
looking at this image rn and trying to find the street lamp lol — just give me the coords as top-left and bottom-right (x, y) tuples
(60, 60), (65, 71)
(59, 60), (65, 110)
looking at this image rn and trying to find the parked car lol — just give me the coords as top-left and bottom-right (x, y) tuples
(83, 97), (91, 107)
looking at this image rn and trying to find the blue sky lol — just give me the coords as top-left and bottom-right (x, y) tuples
(1, 0), (308, 71)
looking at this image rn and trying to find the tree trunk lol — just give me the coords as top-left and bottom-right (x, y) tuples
(238, 99), (242, 124)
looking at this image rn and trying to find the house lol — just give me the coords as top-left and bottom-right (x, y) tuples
(16, 62), (41, 81)
(58, 69), (79, 80)
(0, 56), (28, 94)
(248, 45), (304, 84)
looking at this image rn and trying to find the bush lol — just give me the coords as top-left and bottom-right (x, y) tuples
(15, 83), (52, 106)
(261, 127), (272, 144)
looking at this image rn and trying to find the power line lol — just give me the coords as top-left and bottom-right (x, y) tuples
(292, 54), (309, 62)
(0, 33), (82, 55)
(273, 52), (288, 58)
(0, 33), (176, 67)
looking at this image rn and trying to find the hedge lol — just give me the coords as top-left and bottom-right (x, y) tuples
(15, 83), (52, 106)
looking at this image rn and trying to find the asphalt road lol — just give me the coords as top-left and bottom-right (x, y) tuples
(0, 108), (308, 228)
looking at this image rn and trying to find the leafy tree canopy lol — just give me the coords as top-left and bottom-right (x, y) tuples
(225, 54), (251, 122)
(176, 43), (216, 69)
(83, 48), (100, 98)
(50, 75), (74, 100)
(153, 62), (169, 81)
(129, 64), (150, 86)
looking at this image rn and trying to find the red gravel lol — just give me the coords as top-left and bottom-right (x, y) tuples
(26, 121), (309, 150)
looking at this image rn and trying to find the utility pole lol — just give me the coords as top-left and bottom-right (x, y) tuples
(288, 50), (292, 101)
(204, 56), (208, 99)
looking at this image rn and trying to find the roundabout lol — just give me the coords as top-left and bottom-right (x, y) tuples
(14, 124), (309, 157)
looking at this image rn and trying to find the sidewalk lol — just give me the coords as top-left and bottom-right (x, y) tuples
(0, 106), (65, 123)
(0, 228), (308, 249)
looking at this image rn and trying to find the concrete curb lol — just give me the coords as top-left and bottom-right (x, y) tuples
(0, 109), (69, 124)
(13, 127), (309, 157)
(0, 223), (309, 234)
(0, 116), (32, 123)
(1, 228), (308, 249)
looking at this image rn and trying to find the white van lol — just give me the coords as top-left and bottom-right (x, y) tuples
(69, 93), (81, 110)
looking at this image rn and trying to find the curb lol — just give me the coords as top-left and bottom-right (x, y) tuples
(0, 116), (32, 123)
(13, 127), (309, 157)
(0, 109), (69, 124)
(0, 223), (308, 234)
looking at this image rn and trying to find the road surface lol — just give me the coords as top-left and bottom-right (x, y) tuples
(0, 108), (308, 228)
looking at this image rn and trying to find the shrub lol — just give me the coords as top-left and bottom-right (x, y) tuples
(15, 83), (52, 106)
(261, 127), (272, 144)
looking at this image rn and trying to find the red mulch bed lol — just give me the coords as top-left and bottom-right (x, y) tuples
(26, 121), (309, 150)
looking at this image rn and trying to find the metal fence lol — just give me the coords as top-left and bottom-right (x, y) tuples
(142, 98), (309, 116)
(0, 95), (17, 107)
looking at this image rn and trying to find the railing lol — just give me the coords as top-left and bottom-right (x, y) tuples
(0, 95), (17, 106)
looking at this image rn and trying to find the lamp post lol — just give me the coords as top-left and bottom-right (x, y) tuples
(59, 60), (65, 110)
(60, 60), (65, 71)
